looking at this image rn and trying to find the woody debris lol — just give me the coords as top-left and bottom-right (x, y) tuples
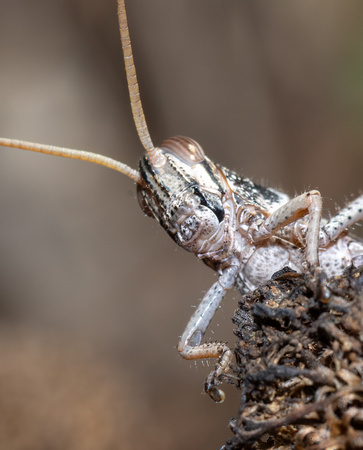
(224, 265), (363, 449)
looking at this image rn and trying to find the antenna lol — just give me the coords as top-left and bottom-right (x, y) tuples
(0, 137), (141, 183)
(118, 0), (155, 154)
(0, 0), (160, 185)
(117, 0), (166, 169)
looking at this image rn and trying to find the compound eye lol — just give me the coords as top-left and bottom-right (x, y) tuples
(160, 136), (205, 166)
(179, 215), (200, 242)
(136, 183), (155, 218)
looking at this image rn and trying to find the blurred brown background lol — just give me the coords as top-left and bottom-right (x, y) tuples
(0, 0), (362, 448)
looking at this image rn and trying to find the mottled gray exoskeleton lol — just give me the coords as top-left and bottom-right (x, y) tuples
(1, 0), (362, 402)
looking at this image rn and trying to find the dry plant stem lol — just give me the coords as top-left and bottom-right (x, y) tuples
(225, 265), (363, 450)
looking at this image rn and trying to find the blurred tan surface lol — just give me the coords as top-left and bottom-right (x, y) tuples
(0, 1), (362, 448)
(0, 324), (176, 450)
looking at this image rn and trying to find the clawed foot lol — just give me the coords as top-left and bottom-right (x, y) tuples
(205, 373), (225, 403)
(204, 345), (233, 402)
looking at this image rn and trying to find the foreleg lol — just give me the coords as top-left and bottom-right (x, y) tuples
(178, 265), (238, 402)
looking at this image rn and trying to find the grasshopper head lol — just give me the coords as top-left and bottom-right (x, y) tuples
(137, 136), (226, 255)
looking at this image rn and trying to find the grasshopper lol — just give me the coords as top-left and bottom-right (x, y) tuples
(1, 0), (363, 402)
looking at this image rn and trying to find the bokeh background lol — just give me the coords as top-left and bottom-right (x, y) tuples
(0, 0), (362, 448)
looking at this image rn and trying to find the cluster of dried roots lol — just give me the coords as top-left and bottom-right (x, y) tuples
(224, 265), (363, 449)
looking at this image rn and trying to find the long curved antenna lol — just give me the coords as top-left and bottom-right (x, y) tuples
(0, 137), (142, 184)
(0, 0), (152, 184)
(117, 0), (156, 155)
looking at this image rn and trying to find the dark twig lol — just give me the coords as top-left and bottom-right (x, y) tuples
(225, 265), (363, 449)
